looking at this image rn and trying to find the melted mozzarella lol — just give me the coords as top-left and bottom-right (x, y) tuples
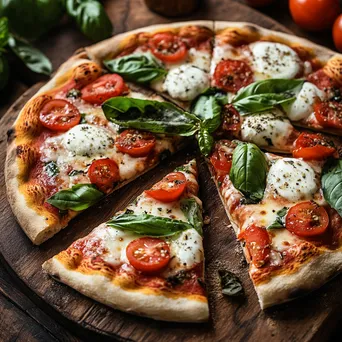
(189, 48), (211, 72)
(270, 228), (300, 252)
(64, 124), (114, 157)
(249, 42), (301, 79)
(266, 158), (318, 201)
(240, 109), (293, 149)
(163, 64), (209, 101)
(283, 82), (326, 121)
(211, 44), (239, 74)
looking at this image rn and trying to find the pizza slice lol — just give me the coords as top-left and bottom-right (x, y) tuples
(6, 56), (184, 245)
(87, 21), (214, 110)
(42, 160), (209, 322)
(210, 22), (342, 147)
(207, 139), (342, 308)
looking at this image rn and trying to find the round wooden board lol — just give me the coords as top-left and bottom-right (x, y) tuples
(1, 1), (342, 341)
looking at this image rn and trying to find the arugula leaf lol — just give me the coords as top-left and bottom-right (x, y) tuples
(219, 270), (244, 297)
(47, 184), (104, 211)
(102, 97), (200, 136)
(267, 207), (288, 229)
(107, 213), (193, 237)
(0, 53), (9, 91)
(44, 161), (59, 177)
(0, 17), (9, 49)
(197, 128), (214, 157)
(8, 36), (52, 75)
(104, 53), (167, 84)
(229, 142), (268, 203)
(232, 79), (304, 115)
(180, 198), (203, 235)
(321, 158), (342, 217)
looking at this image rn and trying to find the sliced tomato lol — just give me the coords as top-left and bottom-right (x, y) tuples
(115, 130), (156, 157)
(286, 201), (329, 237)
(39, 99), (81, 131)
(81, 74), (127, 105)
(314, 101), (342, 129)
(149, 32), (187, 63)
(222, 104), (241, 132)
(307, 69), (339, 91)
(238, 224), (270, 268)
(292, 132), (336, 160)
(213, 59), (253, 93)
(210, 142), (233, 181)
(126, 237), (170, 273)
(145, 172), (187, 203)
(88, 158), (120, 193)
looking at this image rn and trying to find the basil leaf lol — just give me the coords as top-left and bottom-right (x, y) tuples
(0, 17), (9, 48)
(180, 198), (203, 235)
(107, 213), (193, 237)
(66, 88), (81, 99)
(267, 207), (288, 229)
(0, 53), (9, 91)
(47, 184), (104, 211)
(229, 142), (268, 203)
(197, 128), (214, 157)
(8, 36), (52, 75)
(219, 270), (244, 297)
(103, 97), (200, 136)
(104, 53), (167, 84)
(69, 169), (84, 176)
(192, 95), (222, 133)
(44, 161), (59, 177)
(232, 79), (304, 115)
(321, 158), (342, 217)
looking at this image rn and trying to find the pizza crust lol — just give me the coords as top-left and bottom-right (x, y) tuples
(42, 257), (209, 322)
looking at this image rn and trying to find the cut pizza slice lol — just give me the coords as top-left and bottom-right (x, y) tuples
(6, 57), (185, 245)
(87, 21), (214, 110)
(210, 22), (342, 146)
(207, 139), (342, 309)
(42, 160), (209, 322)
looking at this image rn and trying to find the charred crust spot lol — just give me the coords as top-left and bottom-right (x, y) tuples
(7, 128), (15, 141)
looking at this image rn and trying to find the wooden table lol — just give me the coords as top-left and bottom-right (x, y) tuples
(0, 0), (341, 341)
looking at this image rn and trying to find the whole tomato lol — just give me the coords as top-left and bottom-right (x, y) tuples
(333, 14), (342, 52)
(289, 0), (340, 31)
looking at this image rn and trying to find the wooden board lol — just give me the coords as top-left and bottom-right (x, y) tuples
(1, 1), (342, 341)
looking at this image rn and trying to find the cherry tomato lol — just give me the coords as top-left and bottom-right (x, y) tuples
(245, 0), (274, 8)
(115, 130), (156, 157)
(81, 74), (127, 105)
(307, 69), (339, 91)
(238, 224), (271, 268)
(39, 99), (81, 131)
(149, 32), (187, 63)
(126, 237), (170, 273)
(292, 132), (336, 160)
(286, 201), (329, 237)
(88, 158), (120, 193)
(210, 143), (233, 177)
(145, 172), (187, 203)
(314, 101), (342, 129)
(222, 104), (241, 132)
(333, 14), (342, 52)
(289, 0), (340, 31)
(213, 59), (253, 93)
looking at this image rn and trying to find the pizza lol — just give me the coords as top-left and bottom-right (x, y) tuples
(43, 160), (209, 322)
(5, 20), (342, 316)
(208, 139), (342, 308)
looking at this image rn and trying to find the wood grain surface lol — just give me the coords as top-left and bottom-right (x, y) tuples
(1, 0), (342, 341)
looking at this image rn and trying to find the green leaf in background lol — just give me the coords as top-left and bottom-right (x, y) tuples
(321, 158), (342, 217)
(229, 142), (268, 203)
(65, 0), (112, 42)
(102, 97), (200, 136)
(197, 128), (214, 157)
(0, 0), (64, 40)
(8, 35), (52, 75)
(180, 198), (203, 235)
(104, 53), (167, 84)
(219, 270), (244, 297)
(0, 52), (9, 90)
(107, 212), (194, 237)
(0, 17), (9, 48)
(267, 207), (288, 229)
(47, 184), (104, 211)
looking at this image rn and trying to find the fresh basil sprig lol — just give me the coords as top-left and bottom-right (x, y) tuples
(267, 207), (288, 229)
(231, 79), (304, 115)
(47, 184), (104, 211)
(180, 198), (203, 235)
(321, 158), (342, 217)
(0, 17), (9, 49)
(219, 270), (244, 297)
(107, 213), (194, 237)
(104, 53), (167, 84)
(229, 142), (268, 203)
